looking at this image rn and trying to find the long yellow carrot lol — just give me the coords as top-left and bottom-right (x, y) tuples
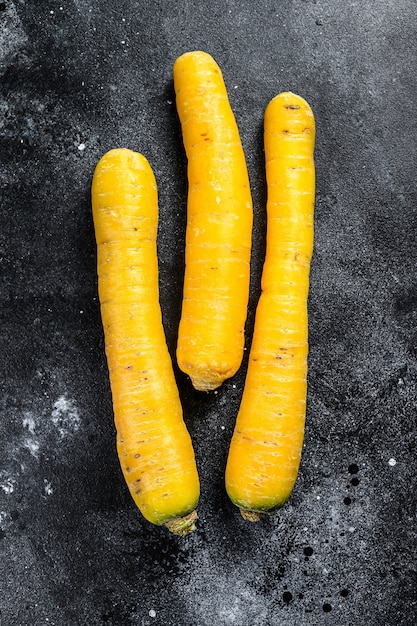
(174, 50), (253, 392)
(225, 92), (315, 520)
(91, 148), (200, 535)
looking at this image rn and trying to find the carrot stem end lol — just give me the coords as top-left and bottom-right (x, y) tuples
(239, 509), (265, 522)
(164, 510), (198, 536)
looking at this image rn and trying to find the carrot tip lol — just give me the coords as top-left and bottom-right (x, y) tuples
(189, 370), (229, 392)
(164, 510), (198, 536)
(239, 509), (265, 523)
(191, 377), (221, 392)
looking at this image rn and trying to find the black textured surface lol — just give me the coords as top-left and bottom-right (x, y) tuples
(1, 1), (417, 625)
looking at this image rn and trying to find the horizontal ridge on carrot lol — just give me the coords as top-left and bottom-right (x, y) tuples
(91, 148), (200, 536)
(225, 92), (315, 520)
(174, 50), (253, 392)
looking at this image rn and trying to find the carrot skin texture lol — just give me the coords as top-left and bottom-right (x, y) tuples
(91, 148), (200, 534)
(174, 51), (253, 392)
(225, 92), (315, 516)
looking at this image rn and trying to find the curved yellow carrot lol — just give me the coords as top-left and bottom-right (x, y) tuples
(225, 92), (315, 520)
(91, 148), (200, 535)
(174, 50), (253, 392)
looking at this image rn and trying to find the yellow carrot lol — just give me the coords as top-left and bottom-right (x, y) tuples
(225, 92), (315, 520)
(174, 50), (253, 392)
(91, 148), (200, 535)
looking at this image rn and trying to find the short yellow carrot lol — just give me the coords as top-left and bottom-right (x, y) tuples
(91, 148), (200, 535)
(174, 50), (253, 392)
(225, 92), (315, 520)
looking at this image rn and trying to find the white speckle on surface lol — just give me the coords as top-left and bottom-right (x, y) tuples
(149, 609), (156, 618)
(23, 437), (40, 458)
(23, 413), (36, 434)
(44, 480), (53, 496)
(388, 458), (397, 466)
(78, 143), (86, 151)
(220, 425), (225, 430)
(1, 475), (15, 495)
(51, 396), (81, 438)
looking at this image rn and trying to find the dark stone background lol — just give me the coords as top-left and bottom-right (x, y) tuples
(1, 1), (416, 624)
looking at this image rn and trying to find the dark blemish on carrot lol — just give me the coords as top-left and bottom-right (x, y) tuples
(303, 127), (311, 134)
(125, 365), (133, 370)
(242, 435), (255, 442)
(282, 129), (290, 134)
(134, 453), (141, 458)
(285, 104), (300, 110)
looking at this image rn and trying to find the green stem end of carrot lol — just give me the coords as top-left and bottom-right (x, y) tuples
(164, 510), (198, 536)
(239, 509), (266, 522)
